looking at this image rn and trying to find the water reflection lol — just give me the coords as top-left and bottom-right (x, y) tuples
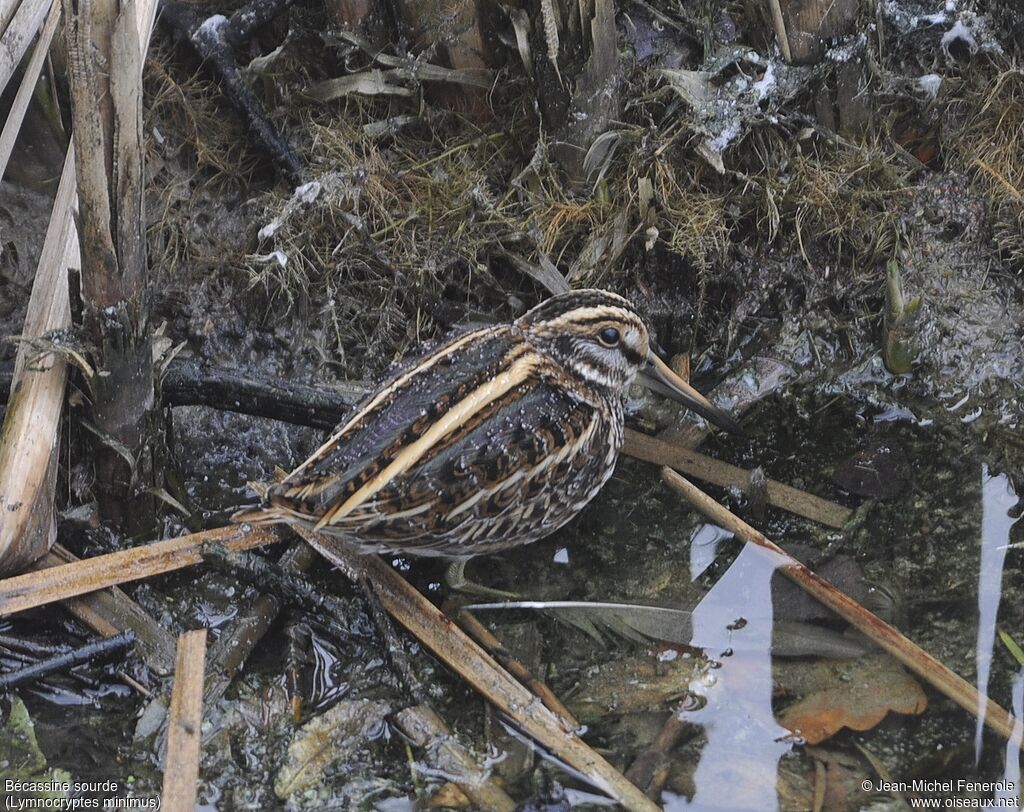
(689, 523), (735, 580)
(666, 541), (792, 810)
(1000, 671), (1024, 808)
(975, 466), (1020, 763)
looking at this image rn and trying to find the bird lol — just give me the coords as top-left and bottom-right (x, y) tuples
(233, 289), (740, 586)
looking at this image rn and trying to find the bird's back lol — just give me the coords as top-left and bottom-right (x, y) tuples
(236, 322), (624, 557)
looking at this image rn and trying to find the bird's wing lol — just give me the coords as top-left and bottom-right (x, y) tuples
(313, 376), (606, 551)
(262, 324), (553, 522)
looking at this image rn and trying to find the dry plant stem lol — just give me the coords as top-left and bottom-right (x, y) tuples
(203, 541), (316, 709)
(162, 628), (208, 812)
(660, 467), (1022, 744)
(0, 526), (284, 617)
(0, 0), (158, 574)
(624, 708), (693, 801)
(0, 148), (76, 573)
(392, 705), (517, 812)
(0, 0), (51, 95)
(765, 0), (793, 62)
(623, 429), (851, 528)
(297, 528), (660, 812)
(44, 544), (177, 674)
(65, 0), (157, 528)
(0, 0), (61, 179)
(457, 608), (580, 728)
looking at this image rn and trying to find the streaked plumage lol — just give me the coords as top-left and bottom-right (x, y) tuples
(233, 290), (738, 558)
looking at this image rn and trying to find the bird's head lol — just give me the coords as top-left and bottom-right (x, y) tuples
(517, 289), (742, 434)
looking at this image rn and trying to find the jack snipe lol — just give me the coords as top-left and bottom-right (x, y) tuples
(234, 290), (739, 560)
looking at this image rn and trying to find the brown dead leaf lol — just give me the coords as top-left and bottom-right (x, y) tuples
(274, 699), (391, 799)
(429, 783), (472, 808)
(775, 654), (927, 744)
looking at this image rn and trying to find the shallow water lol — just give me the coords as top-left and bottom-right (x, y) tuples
(6, 329), (1021, 810)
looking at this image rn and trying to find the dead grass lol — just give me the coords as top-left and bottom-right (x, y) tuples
(143, 42), (263, 279)
(239, 111), (529, 372)
(139, 0), (1023, 382)
(950, 69), (1024, 202)
(777, 138), (911, 268)
(947, 68), (1024, 269)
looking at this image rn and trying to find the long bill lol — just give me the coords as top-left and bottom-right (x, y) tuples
(639, 353), (745, 435)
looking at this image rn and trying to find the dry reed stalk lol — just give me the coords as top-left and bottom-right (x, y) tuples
(624, 429), (852, 528)
(0, 0), (60, 179)
(0, 0), (52, 95)
(299, 527), (661, 812)
(162, 628), (209, 812)
(0, 525), (283, 616)
(0, 149), (75, 572)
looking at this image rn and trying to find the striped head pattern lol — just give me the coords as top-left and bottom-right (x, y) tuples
(517, 290), (650, 396)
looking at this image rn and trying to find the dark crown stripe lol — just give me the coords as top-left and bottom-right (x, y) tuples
(537, 305), (637, 331)
(517, 290), (634, 324)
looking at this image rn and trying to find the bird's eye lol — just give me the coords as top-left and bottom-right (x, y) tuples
(598, 327), (620, 346)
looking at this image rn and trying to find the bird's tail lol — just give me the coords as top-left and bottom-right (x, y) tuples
(230, 470), (288, 525)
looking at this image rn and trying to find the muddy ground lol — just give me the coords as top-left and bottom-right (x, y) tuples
(1, 0), (1023, 809)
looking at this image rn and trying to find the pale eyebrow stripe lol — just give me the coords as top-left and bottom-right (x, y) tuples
(539, 306), (635, 332)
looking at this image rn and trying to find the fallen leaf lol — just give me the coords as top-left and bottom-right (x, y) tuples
(775, 654), (927, 744)
(274, 699), (391, 799)
(429, 783), (472, 808)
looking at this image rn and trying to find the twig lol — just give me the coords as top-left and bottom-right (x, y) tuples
(44, 544), (178, 674)
(204, 542), (441, 707)
(660, 467), (1022, 744)
(457, 608), (579, 728)
(0, 630), (135, 691)
(623, 429), (852, 528)
(162, 628), (208, 812)
(202, 541), (316, 710)
(201, 542), (351, 618)
(392, 705), (517, 812)
(358, 578), (428, 704)
(297, 528), (659, 811)
(624, 706), (694, 800)
(0, 525), (284, 617)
